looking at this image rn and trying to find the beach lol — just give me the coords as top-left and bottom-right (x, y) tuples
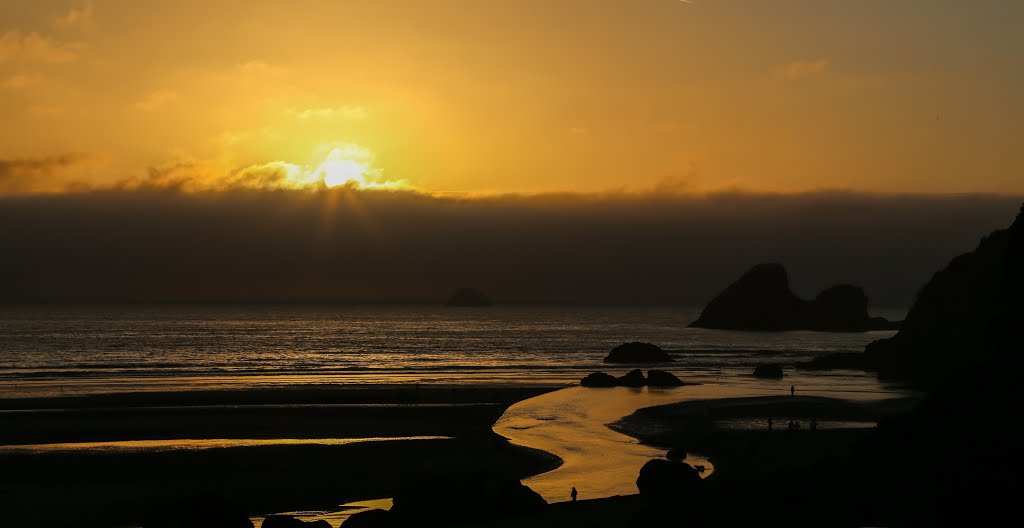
(0, 305), (917, 527)
(0, 386), (560, 528)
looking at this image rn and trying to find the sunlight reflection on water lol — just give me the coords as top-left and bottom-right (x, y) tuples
(494, 380), (903, 503)
(0, 436), (449, 454)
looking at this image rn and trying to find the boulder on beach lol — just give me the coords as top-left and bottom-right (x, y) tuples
(636, 459), (702, 501)
(689, 263), (899, 332)
(261, 516), (331, 528)
(665, 447), (687, 461)
(646, 369), (684, 387)
(388, 470), (546, 525)
(580, 371), (618, 387)
(603, 342), (672, 363)
(444, 287), (494, 307)
(616, 369), (647, 387)
(753, 364), (785, 379)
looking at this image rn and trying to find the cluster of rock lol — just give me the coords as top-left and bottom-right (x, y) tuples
(603, 342), (673, 363)
(689, 263), (899, 332)
(581, 369), (685, 388)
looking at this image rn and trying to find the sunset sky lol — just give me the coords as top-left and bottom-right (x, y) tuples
(2, 0), (1022, 196)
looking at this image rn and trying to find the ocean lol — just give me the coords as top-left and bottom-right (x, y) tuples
(0, 304), (909, 399)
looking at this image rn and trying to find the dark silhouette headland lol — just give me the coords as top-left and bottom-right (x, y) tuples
(444, 287), (494, 307)
(689, 263), (899, 332)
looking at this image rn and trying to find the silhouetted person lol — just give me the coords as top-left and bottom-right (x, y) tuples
(570, 487), (578, 502)
(790, 385), (795, 397)
(768, 418), (773, 431)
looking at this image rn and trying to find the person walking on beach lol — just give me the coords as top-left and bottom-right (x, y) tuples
(570, 487), (578, 502)
(790, 385), (795, 397)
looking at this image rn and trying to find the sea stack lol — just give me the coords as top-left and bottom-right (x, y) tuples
(689, 263), (898, 332)
(444, 287), (494, 307)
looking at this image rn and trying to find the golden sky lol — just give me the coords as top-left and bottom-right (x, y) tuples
(1, 0), (1022, 195)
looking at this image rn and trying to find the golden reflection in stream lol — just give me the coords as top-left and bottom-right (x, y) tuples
(0, 437), (450, 453)
(494, 386), (743, 503)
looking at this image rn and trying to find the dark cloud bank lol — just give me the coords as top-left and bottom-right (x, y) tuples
(0, 189), (1020, 306)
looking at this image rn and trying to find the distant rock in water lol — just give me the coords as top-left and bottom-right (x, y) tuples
(603, 342), (672, 363)
(753, 364), (785, 379)
(689, 263), (898, 332)
(580, 371), (618, 387)
(616, 368), (647, 387)
(865, 204), (1024, 384)
(580, 369), (687, 388)
(444, 287), (493, 306)
(646, 369), (684, 387)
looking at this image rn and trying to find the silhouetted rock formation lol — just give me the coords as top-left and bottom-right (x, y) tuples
(665, 447), (687, 461)
(865, 204), (1024, 384)
(261, 515), (331, 528)
(581, 369), (688, 388)
(580, 371), (618, 387)
(636, 459), (702, 501)
(616, 369), (647, 387)
(753, 364), (784, 378)
(359, 471), (546, 527)
(444, 287), (493, 306)
(689, 263), (898, 332)
(646, 369), (684, 387)
(603, 342), (672, 363)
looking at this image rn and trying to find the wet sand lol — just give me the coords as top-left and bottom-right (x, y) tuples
(0, 385), (560, 528)
(494, 386), (714, 503)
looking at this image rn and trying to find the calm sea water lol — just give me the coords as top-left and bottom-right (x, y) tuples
(0, 305), (908, 398)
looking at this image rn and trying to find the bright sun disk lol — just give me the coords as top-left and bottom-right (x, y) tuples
(320, 158), (368, 188)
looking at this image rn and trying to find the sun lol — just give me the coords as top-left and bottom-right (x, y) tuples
(313, 146), (373, 188)
(321, 158), (369, 188)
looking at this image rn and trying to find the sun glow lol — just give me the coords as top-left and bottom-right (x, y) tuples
(307, 144), (406, 190)
(320, 157), (369, 188)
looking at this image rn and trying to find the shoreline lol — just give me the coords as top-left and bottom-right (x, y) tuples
(0, 384), (563, 528)
(609, 394), (921, 489)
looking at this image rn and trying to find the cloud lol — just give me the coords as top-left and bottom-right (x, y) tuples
(778, 58), (829, 79)
(0, 190), (1018, 305)
(120, 159), (316, 192)
(134, 90), (179, 111)
(0, 30), (83, 63)
(289, 105), (369, 120)
(236, 60), (288, 77)
(54, 2), (97, 33)
(0, 153), (92, 192)
(2, 73), (40, 88)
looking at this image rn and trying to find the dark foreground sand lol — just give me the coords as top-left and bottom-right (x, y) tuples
(0, 385), (562, 528)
